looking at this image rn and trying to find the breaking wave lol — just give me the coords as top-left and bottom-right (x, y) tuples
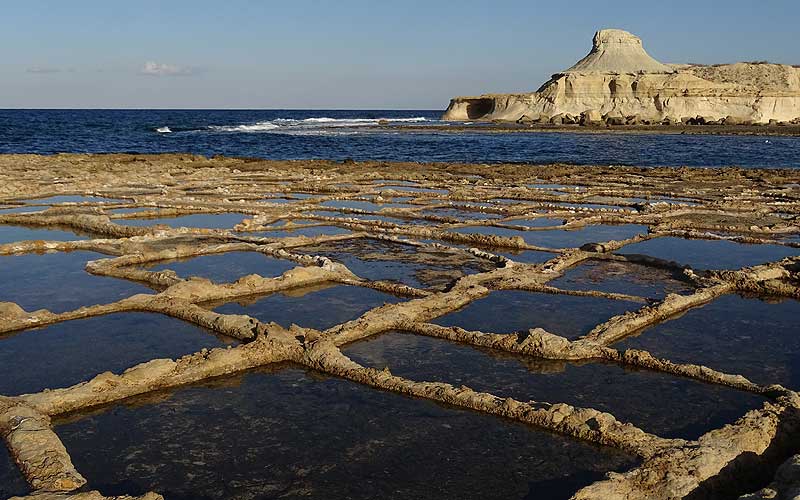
(206, 116), (429, 134)
(208, 122), (281, 132)
(151, 116), (432, 136)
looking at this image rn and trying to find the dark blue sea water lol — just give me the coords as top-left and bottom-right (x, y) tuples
(1, 109), (798, 168)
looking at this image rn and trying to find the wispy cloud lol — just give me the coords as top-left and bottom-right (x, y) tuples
(140, 61), (195, 76)
(26, 66), (63, 74)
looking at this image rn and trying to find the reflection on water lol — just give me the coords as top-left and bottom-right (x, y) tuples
(55, 366), (636, 500)
(0, 205), (50, 214)
(212, 283), (404, 331)
(505, 217), (565, 228)
(107, 207), (156, 214)
(497, 248), (558, 264)
(344, 331), (765, 439)
(421, 208), (503, 220)
(0, 251), (151, 313)
(121, 213), (247, 229)
(295, 239), (496, 290)
(550, 259), (694, 299)
(617, 237), (799, 270)
(0, 312), (232, 396)
(0, 224), (94, 244)
(245, 224), (352, 238)
(0, 445), (28, 499)
(263, 197), (303, 204)
(616, 294), (800, 389)
(146, 251), (297, 284)
(434, 290), (641, 339)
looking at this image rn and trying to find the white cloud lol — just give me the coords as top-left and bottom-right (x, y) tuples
(140, 61), (195, 76)
(26, 66), (62, 74)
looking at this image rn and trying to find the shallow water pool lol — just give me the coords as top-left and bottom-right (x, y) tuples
(55, 366), (636, 500)
(0, 205), (50, 214)
(615, 294), (800, 389)
(0, 312), (231, 395)
(0, 447), (28, 499)
(550, 259), (695, 299)
(0, 224), (95, 244)
(0, 251), (151, 312)
(345, 331), (765, 440)
(296, 238), (495, 290)
(617, 237), (798, 270)
(121, 213), (247, 229)
(244, 224), (352, 238)
(212, 283), (404, 331)
(145, 251), (297, 284)
(434, 290), (641, 339)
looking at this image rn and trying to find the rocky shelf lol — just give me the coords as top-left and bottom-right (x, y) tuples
(0, 154), (799, 500)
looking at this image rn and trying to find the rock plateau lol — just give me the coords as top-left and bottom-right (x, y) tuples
(442, 29), (800, 125)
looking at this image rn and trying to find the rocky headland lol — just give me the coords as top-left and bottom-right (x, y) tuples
(442, 29), (800, 126)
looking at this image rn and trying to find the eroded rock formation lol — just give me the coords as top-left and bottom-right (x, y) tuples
(442, 29), (800, 124)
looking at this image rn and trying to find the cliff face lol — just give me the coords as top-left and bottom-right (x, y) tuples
(442, 29), (800, 124)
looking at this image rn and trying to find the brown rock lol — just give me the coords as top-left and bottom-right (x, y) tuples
(580, 109), (603, 126)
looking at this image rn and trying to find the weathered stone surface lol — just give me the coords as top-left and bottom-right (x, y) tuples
(0, 154), (799, 499)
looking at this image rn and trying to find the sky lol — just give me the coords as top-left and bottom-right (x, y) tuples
(2, 0), (798, 109)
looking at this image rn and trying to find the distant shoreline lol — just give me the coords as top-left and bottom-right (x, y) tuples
(383, 122), (800, 137)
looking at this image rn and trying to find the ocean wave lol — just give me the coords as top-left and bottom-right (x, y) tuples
(273, 117), (428, 126)
(208, 122), (280, 132)
(152, 116), (432, 135)
(206, 116), (429, 134)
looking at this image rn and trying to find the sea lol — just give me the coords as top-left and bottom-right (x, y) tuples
(1, 109), (798, 168)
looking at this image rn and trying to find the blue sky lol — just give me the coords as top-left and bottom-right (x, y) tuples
(2, 0), (798, 109)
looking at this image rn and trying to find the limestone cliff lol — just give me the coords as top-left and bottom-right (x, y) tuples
(442, 29), (800, 124)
